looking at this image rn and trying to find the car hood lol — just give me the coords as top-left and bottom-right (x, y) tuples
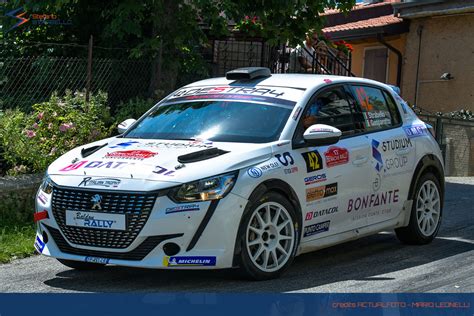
(48, 137), (275, 185)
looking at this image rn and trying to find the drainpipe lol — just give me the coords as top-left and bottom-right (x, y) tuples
(414, 25), (424, 105)
(377, 34), (403, 88)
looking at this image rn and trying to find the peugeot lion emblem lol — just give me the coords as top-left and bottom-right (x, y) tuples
(91, 194), (103, 210)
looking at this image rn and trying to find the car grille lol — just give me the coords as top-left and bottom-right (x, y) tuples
(45, 225), (183, 261)
(51, 187), (158, 249)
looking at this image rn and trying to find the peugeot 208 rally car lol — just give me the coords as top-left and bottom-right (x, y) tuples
(34, 67), (444, 280)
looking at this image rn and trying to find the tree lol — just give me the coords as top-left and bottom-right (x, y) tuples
(3, 0), (356, 95)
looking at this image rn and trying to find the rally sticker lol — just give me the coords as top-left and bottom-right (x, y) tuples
(65, 210), (126, 230)
(163, 256), (216, 267)
(85, 256), (110, 264)
(34, 235), (45, 254)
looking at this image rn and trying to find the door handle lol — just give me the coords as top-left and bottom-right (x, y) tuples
(396, 148), (412, 156)
(352, 156), (368, 166)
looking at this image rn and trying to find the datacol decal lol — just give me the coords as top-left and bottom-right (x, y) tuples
(165, 204), (200, 214)
(78, 177), (121, 188)
(60, 160), (133, 172)
(303, 220), (330, 237)
(306, 183), (337, 202)
(163, 256), (217, 267)
(305, 206), (338, 221)
(347, 189), (400, 212)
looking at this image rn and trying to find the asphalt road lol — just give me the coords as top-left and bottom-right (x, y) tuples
(1, 177), (473, 293)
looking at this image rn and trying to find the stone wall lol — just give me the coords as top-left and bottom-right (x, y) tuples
(0, 174), (43, 224)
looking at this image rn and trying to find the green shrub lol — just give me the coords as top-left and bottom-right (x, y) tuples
(0, 91), (112, 174)
(114, 97), (156, 124)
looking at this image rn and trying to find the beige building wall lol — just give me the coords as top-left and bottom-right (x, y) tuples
(401, 14), (474, 113)
(351, 35), (406, 87)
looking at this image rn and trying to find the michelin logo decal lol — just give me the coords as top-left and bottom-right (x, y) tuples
(163, 256), (216, 267)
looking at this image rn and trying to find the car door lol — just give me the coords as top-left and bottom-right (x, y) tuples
(291, 85), (372, 242)
(347, 84), (414, 226)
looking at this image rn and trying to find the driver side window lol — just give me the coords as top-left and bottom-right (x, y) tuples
(294, 86), (357, 145)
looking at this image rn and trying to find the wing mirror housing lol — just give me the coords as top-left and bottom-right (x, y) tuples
(117, 118), (137, 134)
(303, 124), (342, 146)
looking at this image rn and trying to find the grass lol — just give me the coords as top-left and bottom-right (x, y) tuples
(0, 224), (36, 263)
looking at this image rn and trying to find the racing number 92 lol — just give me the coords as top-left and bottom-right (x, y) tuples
(302, 150), (323, 173)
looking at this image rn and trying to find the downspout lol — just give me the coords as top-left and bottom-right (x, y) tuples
(414, 25), (424, 105)
(377, 34), (403, 87)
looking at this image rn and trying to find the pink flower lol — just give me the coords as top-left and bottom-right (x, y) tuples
(59, 123), (73, 132)
(25, 130), (36, 138)
(37, 112), (44, 120)
(32, 123), (39, 129)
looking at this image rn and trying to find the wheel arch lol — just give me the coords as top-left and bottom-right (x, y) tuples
(231, 179), (303, 267)
(408, 154), (445, 201)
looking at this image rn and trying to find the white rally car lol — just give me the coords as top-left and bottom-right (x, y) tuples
(34, 67), (444, 280)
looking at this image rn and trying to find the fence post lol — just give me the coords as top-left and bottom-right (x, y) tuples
(86, 35), (93, 102)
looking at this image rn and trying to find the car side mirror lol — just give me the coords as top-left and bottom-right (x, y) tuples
(117, 119), (137, 134)
(303, 124), (342, 146)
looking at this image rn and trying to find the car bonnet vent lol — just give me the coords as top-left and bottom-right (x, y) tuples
(81, 143), (108, 158)
(226, 67), (271, 81)
(177, 148), (229, 163)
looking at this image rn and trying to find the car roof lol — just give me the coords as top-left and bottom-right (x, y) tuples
(184, 74), (390, 91)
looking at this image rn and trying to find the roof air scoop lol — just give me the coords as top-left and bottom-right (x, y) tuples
(226, 67), (271, 81)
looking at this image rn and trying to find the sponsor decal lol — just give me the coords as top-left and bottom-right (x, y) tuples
(304, 173), (327, 185)
(292, 106), (302, 120)
(165, 204), (200, 214)
(303, 220), (330, 237)
(259, 161), (281, 172)
(247, 167), (263, 178)
(323, 79), (332, 84)
(78, 177), (121, 188)
(66, 210), (126, 230)
(34, 235), (45, 253)
(153, 165), (175, 176)
(85, 256), (110, 264)
(283, 166), (299, 174)
(109, 141), (140, 149)
(90, 194), (102, 210)
(171, 86), (285, 99)
(105, 150), (157, 160)
(372, 140), (383, 172)
(33, 210), (49, 222)
(365, 111), (392, 127)
(163, 256), (217, 267)
(306, 183), (338, 202)
(309, 127), (334, 133)
(385, 156), (408, 171)
(305, 206), (338, 221)
(372, 173), (382, 191)
(275, 152), (294, 166)
(301, 150), (323, 173)
(381, 138), (412, 152)
(37, 192), (48, 205)
(404, 125), (427, 138)
(347, 189), (399, 213)
(59, 160), (131, 172)
(324, 146), (349, 167)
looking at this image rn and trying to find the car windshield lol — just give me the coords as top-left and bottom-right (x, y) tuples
(124, 100), (293, 143)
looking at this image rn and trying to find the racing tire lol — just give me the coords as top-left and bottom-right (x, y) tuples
(395, 172), (443, 245)
(238, 191), (299, 280)
(57, 258), (106, 270)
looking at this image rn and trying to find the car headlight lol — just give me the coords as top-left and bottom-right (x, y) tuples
(169, 172), (238, 203)
(40, 175), (54, 194)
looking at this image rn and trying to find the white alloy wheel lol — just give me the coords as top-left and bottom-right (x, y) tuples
(416, 180), (441, 237)
(245, 201), (295, 273)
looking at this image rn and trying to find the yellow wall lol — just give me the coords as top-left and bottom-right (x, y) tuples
(401, 14), (474, 112)
(350, 35), (406, 87)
